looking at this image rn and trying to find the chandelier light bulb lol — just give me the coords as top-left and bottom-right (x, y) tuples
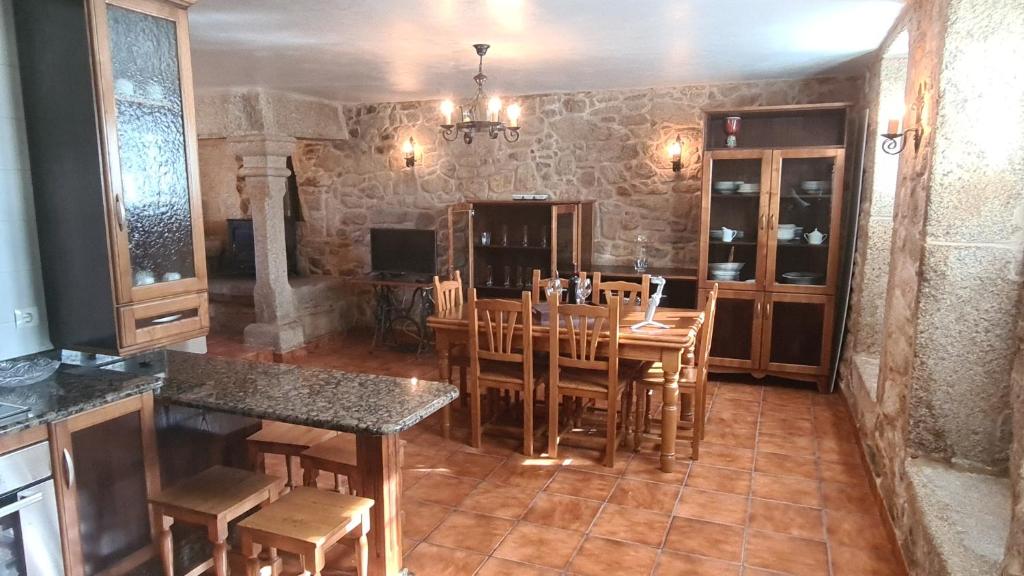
(440, 99), (455, 126)
(506, 103), (521, 128)
(488, 96), (502, 122)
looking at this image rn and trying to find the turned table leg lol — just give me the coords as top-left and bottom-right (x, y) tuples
(356, 434), (404, 576)
(436, 333), (452, 440)
(659, 352), (682, 473)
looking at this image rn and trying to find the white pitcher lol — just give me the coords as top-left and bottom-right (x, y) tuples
(721, 227), (739, 242)
(804, 228), (828, 244)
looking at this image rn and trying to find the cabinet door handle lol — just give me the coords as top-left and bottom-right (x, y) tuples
(760, 213), (766, 231)
(756, 301), (762, 316)
(769, 215), (776, 231)
(115, 194), (126, 231)
(62, 448), (76, 489)
(766, 302), (772, 317)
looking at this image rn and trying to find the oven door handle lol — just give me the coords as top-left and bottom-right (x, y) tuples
(0, 491), (44, 519)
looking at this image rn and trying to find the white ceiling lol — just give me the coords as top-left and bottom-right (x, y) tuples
(188, 0), (904, 104)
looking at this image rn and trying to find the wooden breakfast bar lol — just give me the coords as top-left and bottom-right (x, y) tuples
(428, 305), (704, 472)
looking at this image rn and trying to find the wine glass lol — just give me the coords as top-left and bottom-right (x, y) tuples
(576, 278), (592, 304)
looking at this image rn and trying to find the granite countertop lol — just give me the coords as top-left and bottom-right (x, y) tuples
(148, 351), (457, 436)
(0, 360), (162, 436)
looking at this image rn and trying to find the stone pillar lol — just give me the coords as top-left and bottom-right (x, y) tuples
(229, 134), (305, 352)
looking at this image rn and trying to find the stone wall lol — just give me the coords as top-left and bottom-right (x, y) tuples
(288, 77), (863, 278)
(198, 138), (244, 249)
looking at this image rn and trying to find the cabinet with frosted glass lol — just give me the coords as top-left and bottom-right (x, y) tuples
(15, 0), (208, 354)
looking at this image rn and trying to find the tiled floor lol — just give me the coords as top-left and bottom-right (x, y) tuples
(209, 331), (907, 576)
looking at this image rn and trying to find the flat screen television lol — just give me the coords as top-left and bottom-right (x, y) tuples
(370, 228), (437, 276)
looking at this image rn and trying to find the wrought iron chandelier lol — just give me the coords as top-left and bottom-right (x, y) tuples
(439, 44), (521, 145)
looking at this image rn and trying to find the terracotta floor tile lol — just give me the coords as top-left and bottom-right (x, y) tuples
(716, 384), (764, 403)
(458, 481), (537, 518)
(748, 498), (825, 541)
(761, 402), (813, 421)
(402, 498), (452, 540)
(759, 417), (813, 436)
(685, 464), (752, 496)
(751, 473), (822, 508)
(608, 477), (682, 514)
(825, 510), (892, 549)
(708, 411), (760, 430)
(569, 535), (659, 576)
(425, 510), (514, 554)
(821, 480), (877, 514)
(523, 492), (601, 532)
(590, 504), (672, 547)
(699, 443), (755, 470)
(816, 439), (862, 464)
(742, 566), (786, 575)
(439, 450), (504, 480)
(624, 456), (689, 485)
(487, 457), (560, 489)
(546, 468), (618, 501)
(754, 452), (818, 481)
(819, 459), (870, 487)
(403, 541), (486, 576)
(404, 473), (479, 507)
(744, 529), (829, 576)
(704, 425), (758, 450)
(476, 557), (560, 575)
(756, 431), (817, 458)
(830, 542), (906, 576)
(763, 387), (815, 408)
(713, 397), (763, 416)
(492, 522), (583, 570)
(674, 488), (749, 526)
(663, 516), (744, 562)
(403, 468), (429, 492)
(559, 447), (632, 475)
(654, 551), (741, 576)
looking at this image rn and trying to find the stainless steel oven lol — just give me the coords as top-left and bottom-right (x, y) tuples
(0, 441), (63, 576)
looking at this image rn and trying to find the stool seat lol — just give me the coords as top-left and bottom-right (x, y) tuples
(149, 466), (284, 576)
(238, 487), (373, 576)
(301, 433), (357, 468)
(248, 421), (338, 452)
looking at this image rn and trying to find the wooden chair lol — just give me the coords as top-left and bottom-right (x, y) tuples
(148, 466), (285, 576)
(591, 272), (651, 308)
(531, 270), (588, 303)
(238, 487), (373, 576)
(468, 289), (538, 456)
(434, 271), (467, 439)
(247, 422), (337, 490)
(633, 284), (718, 459)
(544, 297), (630, 467)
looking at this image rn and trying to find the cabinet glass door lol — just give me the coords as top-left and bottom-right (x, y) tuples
(703, 289), (762, 369)
(554, 205), (578, 275)
(701, 151), (770, 289)
(97, 0), (205, 302)
(761, 294), (832, 375)
(767, 150), (844, 292)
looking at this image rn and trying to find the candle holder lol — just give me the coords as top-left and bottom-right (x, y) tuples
(881, 81), (927, 156)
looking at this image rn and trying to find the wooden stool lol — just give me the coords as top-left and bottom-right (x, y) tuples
(247, 421), (337, 489)
(300, 434), (407, 496)
(238, 486), (374, 576)
(148, 465), (285, 576)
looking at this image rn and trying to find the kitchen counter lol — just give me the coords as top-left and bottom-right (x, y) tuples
(118, 350), (457, 436)
(0, 359), (162, 436)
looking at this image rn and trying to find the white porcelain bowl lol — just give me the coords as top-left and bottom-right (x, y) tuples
(709, 262), (744, 272)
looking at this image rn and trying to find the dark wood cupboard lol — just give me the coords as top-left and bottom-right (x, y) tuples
(699, 104), (849, 390)
(14, 0), (208, 355)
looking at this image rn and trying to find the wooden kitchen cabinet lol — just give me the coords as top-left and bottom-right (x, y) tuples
(15, 0), (208, 355)
(699, 104), (849, 391)
(49, 393), (161, 576)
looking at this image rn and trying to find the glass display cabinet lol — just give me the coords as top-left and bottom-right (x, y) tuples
(447, 201), (594, 298)
(15, 0), (208, 355)
(699, 104), (848, 390)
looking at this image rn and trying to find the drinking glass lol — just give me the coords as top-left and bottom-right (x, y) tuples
(576, 278), (592, 304)
(501, 225), (509, 246)
(480, 231), (491, 246)
(522, 225), (529, 247)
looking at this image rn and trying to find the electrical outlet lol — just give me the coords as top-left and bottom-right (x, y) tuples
(14, 307), (39, 328)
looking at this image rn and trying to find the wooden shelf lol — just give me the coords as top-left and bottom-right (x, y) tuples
(776, 242), (829, 248)
(475, 244), (550, 252)
(711, 193), (761, 199)
(709, 240), (757, 246)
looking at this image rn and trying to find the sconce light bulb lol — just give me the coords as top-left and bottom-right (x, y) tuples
(402, 137), (415, 155)
(668, 137), (682, 160)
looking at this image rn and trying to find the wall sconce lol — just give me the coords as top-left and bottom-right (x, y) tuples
(881, 82), (926, 155)
(402, 137), (417, 168)
(668, 135), (683, 173)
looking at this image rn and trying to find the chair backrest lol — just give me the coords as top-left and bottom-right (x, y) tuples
(468, 290), (533, 366)
(591, 272), (650, 309)
(548, 297), (620, 377)
(531, 270), (588, 303)
(433, 270), (463, 313)
(698, 284), (719, 374)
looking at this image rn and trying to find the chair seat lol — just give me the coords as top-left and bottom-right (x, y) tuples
(553, 366), (635, 393)
(237, 486), (373, 545)
(478, 359), (529, 384)
(149, 465), (283, 518)
(301, 433), (357, 468)
(248, 422), (338, 454)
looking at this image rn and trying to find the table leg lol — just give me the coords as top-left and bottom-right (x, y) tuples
(659, 352), (682, 473)
(356, 434), (404, 576)
(436, 332), (452, 440)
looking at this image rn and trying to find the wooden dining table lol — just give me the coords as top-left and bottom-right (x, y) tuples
(427, 304), (704, 472)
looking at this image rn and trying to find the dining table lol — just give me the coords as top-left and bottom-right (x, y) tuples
(427, 303), (704, 473)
